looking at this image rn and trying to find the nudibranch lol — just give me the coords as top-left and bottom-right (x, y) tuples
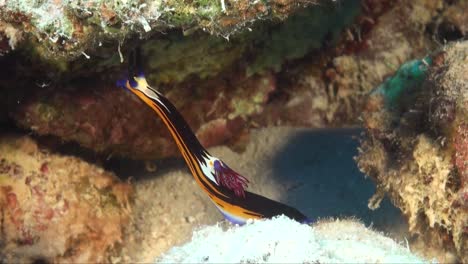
(119, 73), (310, 225)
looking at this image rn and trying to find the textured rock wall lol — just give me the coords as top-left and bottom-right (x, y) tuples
(0, 136), (132, 263)
(357, 42), (467, 263)
(0, 1), (465, 159)
(1, 0), (362, 159)
(0, 0), (317, 60)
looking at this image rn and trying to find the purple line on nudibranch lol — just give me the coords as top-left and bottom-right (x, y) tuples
(213, 160), (249, 198)
(217, 208), (248, 225)
(116, 79), (128, 89)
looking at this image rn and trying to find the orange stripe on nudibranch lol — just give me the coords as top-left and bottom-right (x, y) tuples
(128, 84), (261, 218)
(128, 86), (228, 199)
(123, 76), (309, 225)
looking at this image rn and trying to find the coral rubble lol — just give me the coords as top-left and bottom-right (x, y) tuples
(0, 136), (132, 263)
(357, 41), (467, 262)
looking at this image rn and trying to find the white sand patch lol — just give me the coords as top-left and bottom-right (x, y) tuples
(157, 215), (428, 263)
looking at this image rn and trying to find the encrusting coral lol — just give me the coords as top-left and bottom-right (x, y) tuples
(356, 41), (467, 263)
(282, 0), (448, 128)
(0, 136), (132, 263)
(0, 0), (317, 61)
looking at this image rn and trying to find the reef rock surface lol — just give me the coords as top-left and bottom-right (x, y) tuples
(0, 0), (466, 160)
(0, 0), (317, 60)
(0, 136), (132, 263)
(3, 0), (361, 159)
(357, 41), (467, 262)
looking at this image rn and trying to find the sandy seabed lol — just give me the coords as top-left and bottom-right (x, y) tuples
(119, 127), (409, 262)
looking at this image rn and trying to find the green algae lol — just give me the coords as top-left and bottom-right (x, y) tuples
(160, 0), (222, 27)
(228, 98), (261, 119)
(227, 78), (272, 119)
(372, 57), (433, 110)
(0, 0), (254, 60)
(36, 103), (60, 123)
(246, 0), (361, 75)
(143, 32), (247, 84)
(142, 1), (361, 84)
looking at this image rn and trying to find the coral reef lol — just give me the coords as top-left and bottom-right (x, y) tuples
(0, 0), (317, 61)
(158, 216), (426, 263)
(0, 0), (465, 161)
(0, 0), (360, 82)
(0, 0), (466, 262)
(278, 0), (444, 127)
(0, 136), (132, 263)
(142, 0), (361, 85)
(2, 0), (364, 159)
(10, 73), (276, 159)
(357, 41), (467, 262)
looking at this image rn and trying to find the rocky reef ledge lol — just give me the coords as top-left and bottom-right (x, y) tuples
(0, 0), (317, 59)
(0, 136), (132, 263)
(357, 41), (467, 263)
(2, 0), (465, 159)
